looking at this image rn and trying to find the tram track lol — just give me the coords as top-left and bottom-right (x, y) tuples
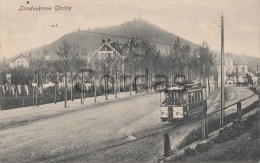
(38, 108), (220, 162)
(37, 120), (185, 162)
(41, 88), (258, 161)
(1, 87), (257, 162)
(54, 91), (258, 162)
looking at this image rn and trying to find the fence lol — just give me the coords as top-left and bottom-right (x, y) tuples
(161, 88), (260, 159)
(0, 88), (103, 110)
(0, 85), (137, 110)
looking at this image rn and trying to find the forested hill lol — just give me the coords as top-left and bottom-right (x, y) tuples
(6, 18), (199, 61)
(215, 53), (260, 72)
(4, 18), (259, 69)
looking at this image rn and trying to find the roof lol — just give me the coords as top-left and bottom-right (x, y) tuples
(11, 53), (31, 62)
(215, 53), (248, 65)
(215, 53), (229, 65)
(168, 86), (185, 90)
(248, 68), (259, 76)
(233, 56), (248, 65)
(88, 42), (124, 61)
(159, 81), (201, 91)
(159, 86), (184, 91)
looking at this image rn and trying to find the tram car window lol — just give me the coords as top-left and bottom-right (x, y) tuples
(188, 92), (192, 103)
(180, 92), (187, 105)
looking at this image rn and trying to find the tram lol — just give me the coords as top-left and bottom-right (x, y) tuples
(159, 75), (207, 122)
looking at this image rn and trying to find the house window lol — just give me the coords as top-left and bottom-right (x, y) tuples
(242, 67), (245, 74)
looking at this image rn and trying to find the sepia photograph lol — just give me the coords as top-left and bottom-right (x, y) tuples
(0, 0), (259, 162)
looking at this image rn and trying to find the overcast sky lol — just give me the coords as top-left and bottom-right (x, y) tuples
(0, 0), (259, 59)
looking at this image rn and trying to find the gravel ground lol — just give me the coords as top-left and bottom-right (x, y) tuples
(0, 86), (257, 162)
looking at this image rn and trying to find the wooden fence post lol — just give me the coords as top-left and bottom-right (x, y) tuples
(237, 102), (242, 120)
(202, 100), (208, 139)
(163, 132), (171, 158)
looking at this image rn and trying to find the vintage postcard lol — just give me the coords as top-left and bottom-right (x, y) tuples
(0, 0), (259, 162)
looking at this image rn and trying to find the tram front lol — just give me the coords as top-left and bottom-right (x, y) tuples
(159, 86), (188, 122)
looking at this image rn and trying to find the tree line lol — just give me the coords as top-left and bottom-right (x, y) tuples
(0, 37), (217, 107)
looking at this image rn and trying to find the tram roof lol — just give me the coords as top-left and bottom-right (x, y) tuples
(159, 82), (202, 92)
(159, 85), (184, 91)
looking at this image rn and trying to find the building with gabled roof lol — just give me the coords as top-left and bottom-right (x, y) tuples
(88, 41), (124, 62)
(88, 40), (125, 76)
(10, 53), (31, 69)
(87, 40), (128, 89)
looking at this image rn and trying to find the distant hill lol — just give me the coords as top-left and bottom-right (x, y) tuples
(234, 55), (260, 72)
(4, 18), (260, 71)
(215, 52), (260, 72)
(6, 18), (199, 61)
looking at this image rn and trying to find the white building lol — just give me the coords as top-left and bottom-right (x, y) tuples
(10, 54), (30, 69)
(217, 53), (248, 86)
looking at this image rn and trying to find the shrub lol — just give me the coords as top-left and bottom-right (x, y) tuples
(177, 127), (201, 149)
(248, 113), (259, 139)
(249, 122), (259, 139)
(214, 112), (259, 144)
(183, 147), (196, 157)
(195, 141), (214, 153)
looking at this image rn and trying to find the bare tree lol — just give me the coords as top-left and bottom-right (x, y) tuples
(48, 60), (63, 104)
(55, 40), (72, 108)
(193, 42), (216, 95)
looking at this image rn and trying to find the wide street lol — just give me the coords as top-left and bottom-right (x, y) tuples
(0, 92), (165, 162)
(0, 86), (258, 162)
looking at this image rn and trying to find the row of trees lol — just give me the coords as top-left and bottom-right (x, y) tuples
(0, 37), (217, 107)
(116, 37), (217, 86)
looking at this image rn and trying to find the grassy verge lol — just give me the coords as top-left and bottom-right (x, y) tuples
(176, 100), (258, 150)
(168, 111), (259, 162)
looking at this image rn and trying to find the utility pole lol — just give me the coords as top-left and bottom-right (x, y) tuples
(3, 57), (5, 75)
(197, 54), (201, 84)
(122, 47), (126, 93)
(36, 67), (38, 107)
(94, 74), (97, 102)
(64, 73), (68, 107)
(3, 57), (6, 95)
(257, 65), (259, 85)
(81, 72), (84, 104)
(3, 57), (5, 70)
(115, 66), (118, 98)
(34, 57), (39, 107)
(236, 65), (238, 85)
(220, 14), (225, 126)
